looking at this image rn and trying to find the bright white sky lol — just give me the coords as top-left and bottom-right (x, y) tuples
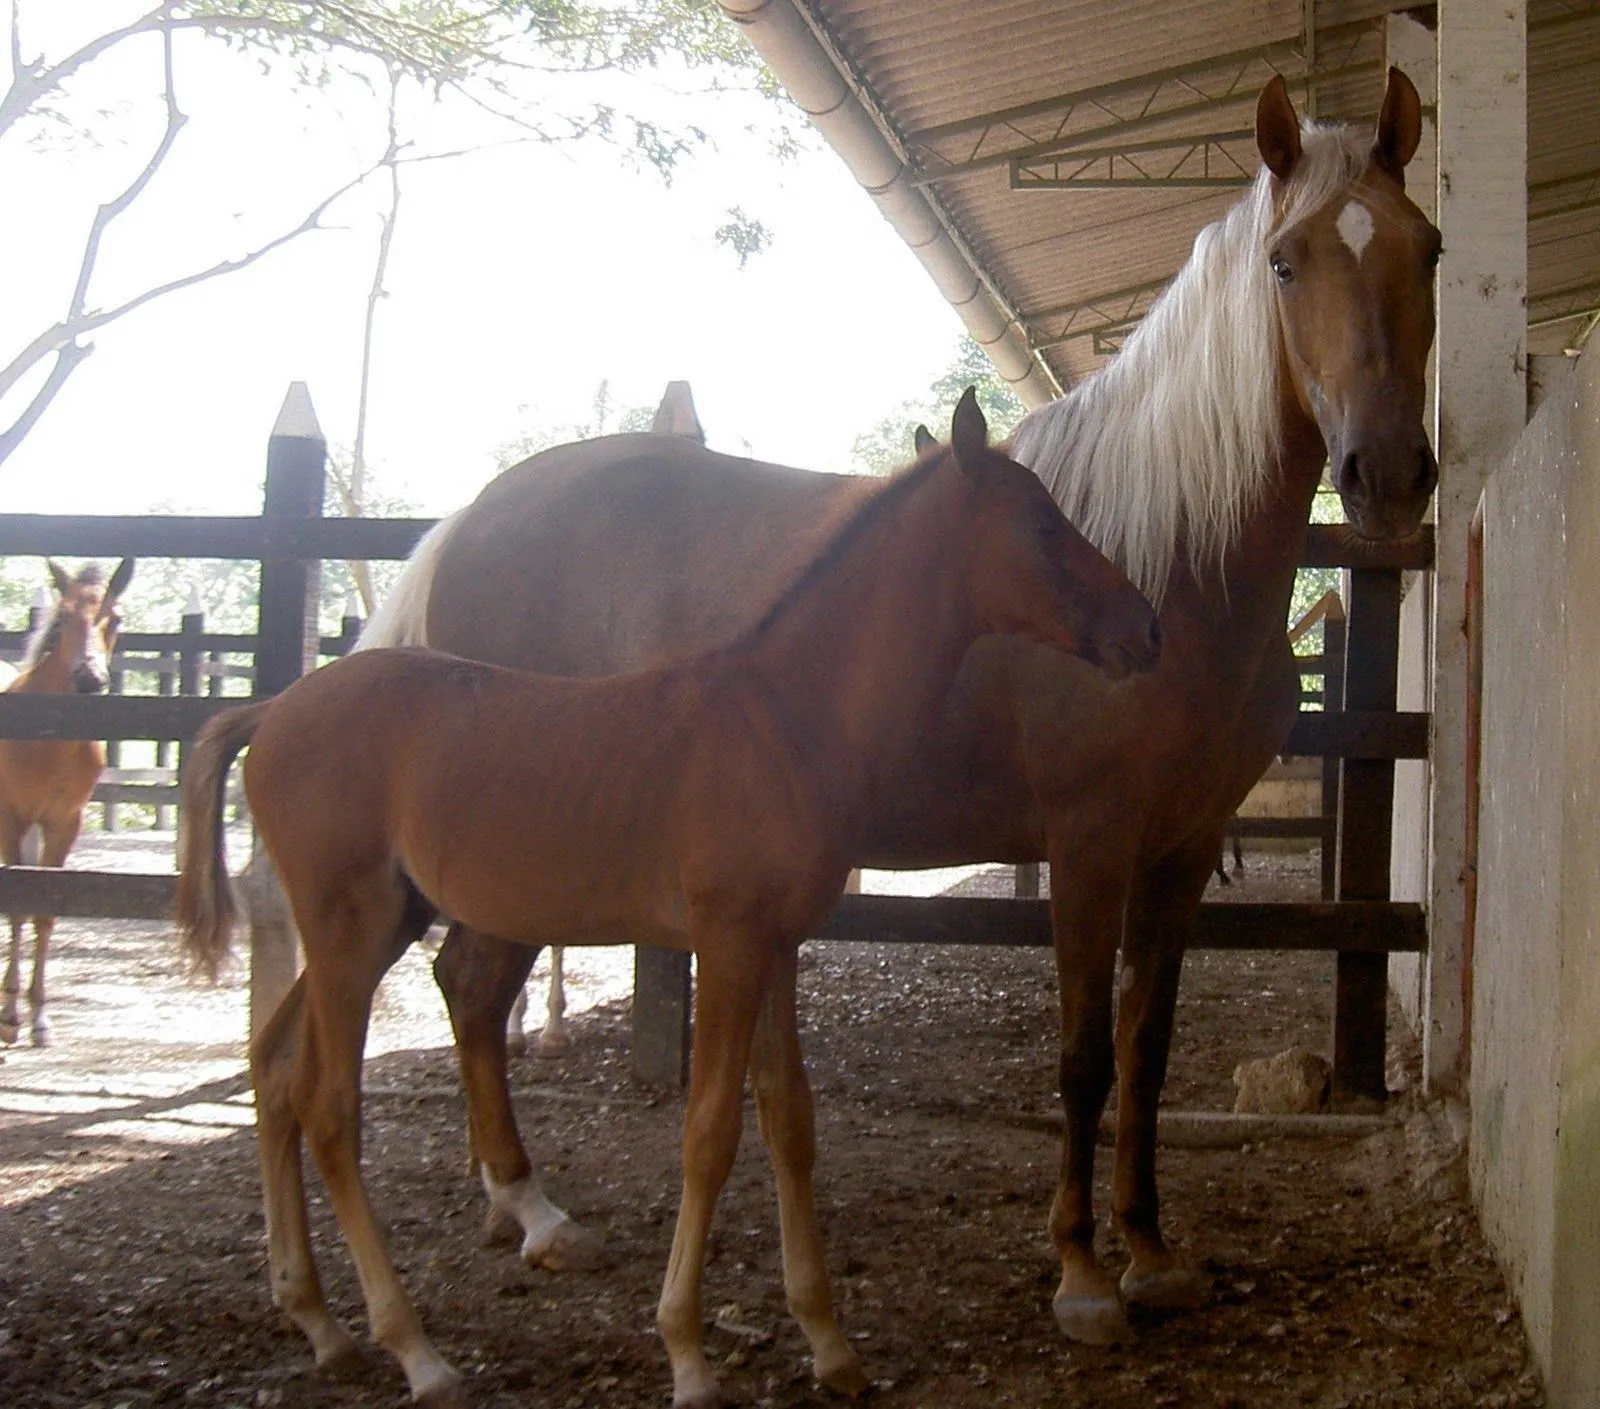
(1, 4), (967, 520)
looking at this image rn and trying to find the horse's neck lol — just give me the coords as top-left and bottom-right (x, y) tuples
(16, 646), (70, 693)
(739, 464), (979, 788)
(1165, 383), (1327, 670)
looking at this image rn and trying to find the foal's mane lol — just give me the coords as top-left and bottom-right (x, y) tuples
(741, 448), (949, 644)
(1009, 121), (1371, 605)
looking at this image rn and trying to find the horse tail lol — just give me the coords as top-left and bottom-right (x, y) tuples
(356, 508), (463, 651)
(175, 700), (272, 981)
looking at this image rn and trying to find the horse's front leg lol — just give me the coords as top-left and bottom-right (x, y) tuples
(539, 944), (569, 1053)
(1113, 834), (1218, 1312)
(1047, 842), (1134, 1345)
(28, 812), (82, 1047)
(0, 814), (28, 1045)
(659, 930), (773, 1409)
(433, 925), (602, 1271)
(750, 944), (866, 1397)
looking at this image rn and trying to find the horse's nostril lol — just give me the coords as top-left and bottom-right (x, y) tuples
(1340, 450), (1365, 499)
(1417, 447), (1439, 494)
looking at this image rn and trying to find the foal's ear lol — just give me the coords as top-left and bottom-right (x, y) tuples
(912, 423), (937, 456)
(106, 558), (135, 606)
(1373, 66), (1422, 182)
(1256, 74), (1302, 182)
(46, 559), (72, 597)
(950, 387), (988, 468)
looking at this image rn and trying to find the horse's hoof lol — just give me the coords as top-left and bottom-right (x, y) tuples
(1053, 1290), (1133, 1345)
(817, 1351), (871, 1398)
(0, 1020), (19, 1046)
(415, 1375), (469, 1409)
(524, 1217), (605, 1272)
(506, 1032), (528, 1059)
(312, 1328), (366, 1376)
(672, 1387), (724, 1409)
(481, 1203), (520, 1247)
(30, 1023), (51, 1049)
(1121, 1263), (1212, 1311)
(536, 1029), (569, 1056)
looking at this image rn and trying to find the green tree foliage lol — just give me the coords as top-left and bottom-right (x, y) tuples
(851, 336), (1026, 475)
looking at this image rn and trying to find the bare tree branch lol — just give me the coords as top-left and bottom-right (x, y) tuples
(9, 0), (22, 81)
(0, 341), (91, 466)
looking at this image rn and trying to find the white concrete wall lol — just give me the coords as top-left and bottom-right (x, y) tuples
(1473, 345), (1600, 1403)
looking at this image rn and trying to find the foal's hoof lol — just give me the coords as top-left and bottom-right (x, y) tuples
(481, 1203), (520, 1247)
(536, 1028), (569, 1056)
(0, 1019), (19, 1047)
(415, 1376), (470, 1409)
(523, 1217), (605, 1272)
(1121, 1263), (1212, 1311)
(1053, 1290), (1133, 1345)
(311, 1327), (366, 1377)
(506, 1031), (529, 1059)
(30, 1022), (51, 1049)
(817, 1351), (871, 1398)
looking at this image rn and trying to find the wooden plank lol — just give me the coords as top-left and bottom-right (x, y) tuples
(1302, 524), (1434, 570)
(0, 693), (238, 741)
(810, 893), (1424, 954)
(0, 519), (1422, 572)
(1224, 815), (1333, 840)
(0, 867), (176, 920)
(1285, 709), (1428, 759)
(93, 783), (180, 805)
(632, 946), (692, 1089)
(0, 868), (1429, 957)
(0, 514), (437, 562)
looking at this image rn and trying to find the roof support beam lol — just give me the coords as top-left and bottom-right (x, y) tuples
(1012, 128), (1259, 190)
(1025, 277), (1170, 350)
(717, 0), (1059, 406)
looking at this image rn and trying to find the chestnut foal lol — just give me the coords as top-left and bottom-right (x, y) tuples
(0, 558), (133, 1046)
(177, 394), (1157, 1408)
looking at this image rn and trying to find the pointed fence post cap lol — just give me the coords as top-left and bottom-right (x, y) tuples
(272, 381), (323, 441)
(343, 593), (363, 621)
(184, 585), (204, 616)
(32, 586), (51, 610)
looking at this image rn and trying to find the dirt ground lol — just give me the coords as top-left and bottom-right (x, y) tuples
(0, 837), (1541, 1408)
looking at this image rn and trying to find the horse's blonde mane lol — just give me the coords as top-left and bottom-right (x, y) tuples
(1009, 121), (1371, 605)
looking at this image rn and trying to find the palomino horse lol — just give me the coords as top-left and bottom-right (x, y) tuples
(378, 70), (1440, 1345)
(0, 559), (134, 1046)
(177, 393), (1160, 1409)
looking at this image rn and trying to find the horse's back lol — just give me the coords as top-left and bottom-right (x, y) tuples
(428, 434), (864, 673)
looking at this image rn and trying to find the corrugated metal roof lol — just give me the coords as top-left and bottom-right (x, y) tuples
(789, 0), (1600, 378)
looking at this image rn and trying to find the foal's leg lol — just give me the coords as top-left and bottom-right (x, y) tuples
(1047, 845), (1133, 1345)
(749, 945), (866, 1396)
(1113, 835), (1216, 1312)
(659, 935), (773, 1409)
(538, 944), (569, 1054)
(252, 973), (362, 1370)
(433, 926), (601, 1271)
(27, 811), (83, 1047)
(296, 893), (463, 1406)
(505, 983), (529, 1057)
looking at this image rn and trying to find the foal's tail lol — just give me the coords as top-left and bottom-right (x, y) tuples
(175, 700), (272, 981)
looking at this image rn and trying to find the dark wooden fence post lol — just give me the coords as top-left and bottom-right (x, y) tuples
(1320, 609), (1347, 903)
(1333, 567), (1400, 1104)
(104, 658), (124, 834)
(248, 382), (326, 1039)
(172, 591), (205, 835)
(338, 595), (363, 656)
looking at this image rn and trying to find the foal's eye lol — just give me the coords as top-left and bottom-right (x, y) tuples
(1270, 255), (1294, 285)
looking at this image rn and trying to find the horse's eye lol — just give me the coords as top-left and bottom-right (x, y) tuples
(1270, 255), (1294, 285)
(1427, 243), (1444, 271)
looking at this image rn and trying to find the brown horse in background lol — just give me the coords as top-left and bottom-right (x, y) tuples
(0, 558), (133, 1046)
(367, 71), (1440, 1347)
(177, 394), (1159, 1409)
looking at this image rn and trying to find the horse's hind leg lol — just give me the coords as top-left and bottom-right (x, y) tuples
(538, 945), (569, 1053)
(252, 973), (362, 1371)
(750, 946), (866, 1397)
(296, 890), (463, 1407)
(659, 932), (772, 1409)
(434, 925), (601, 1271)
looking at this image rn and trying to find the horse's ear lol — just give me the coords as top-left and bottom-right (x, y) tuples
(106, 558), (135, 605)
(46, 559), (72, 597)
(913, 423), (936, 456)
(950, 387), (988, 468)
(1373, 66), (1422, 182)
(1256, 75), (1302, 182)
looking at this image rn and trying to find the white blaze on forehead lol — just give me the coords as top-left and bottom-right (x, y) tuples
(1336, 200), (1376, 262)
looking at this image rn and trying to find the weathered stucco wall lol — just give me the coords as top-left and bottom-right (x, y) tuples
(1472, 344), (1600, 1404)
